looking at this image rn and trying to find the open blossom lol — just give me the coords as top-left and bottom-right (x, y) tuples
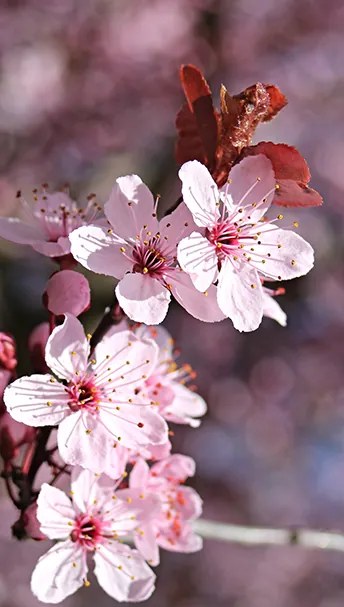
(31, 467), (157, 603)
(128, 455), (203, 566)
(4, 314), (168, 477)
(69, 175), (225, 325)
(105, 322), (207, 428)
(137, 325), (207, 427)
(0, 188), (103, 258)
(177, 155), (314, 332)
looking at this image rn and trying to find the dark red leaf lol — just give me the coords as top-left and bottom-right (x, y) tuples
(245, 142), (322, 207)
(262, 85), (288, 121)
(176, 65), (218, 171)
(175, 104), (207, 166)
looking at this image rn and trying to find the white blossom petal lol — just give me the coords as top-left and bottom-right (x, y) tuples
(4, 374), (69, 426)
(179, 161), (220, 227)
(45, 314), (89, 381)
(37, 484), (75, 539)
(116, 273), (171, 325)
(217, 260), (264, 332)
(69, 225), (132, 278)
(177, 232), (218, 291)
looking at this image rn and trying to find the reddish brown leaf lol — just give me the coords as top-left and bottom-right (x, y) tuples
(245, 142), (322, 207)
(262, 85), (288, 121)
(176, 65), (218, 171)
(175, 103), (207, 166)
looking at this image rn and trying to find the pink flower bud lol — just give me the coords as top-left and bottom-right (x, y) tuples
(28, 322), (50, 373)
(44, 270), (91, 317)
(0, 332), (17, 371)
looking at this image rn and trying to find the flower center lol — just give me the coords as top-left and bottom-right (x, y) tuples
(132, 234), (174, 277)
(71, 514), (103, 550)
(67, 378), (100, 413)
(206, 220), (239, 258)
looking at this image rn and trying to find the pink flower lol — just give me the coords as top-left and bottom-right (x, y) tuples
(31, 467), (157, 603)
(44, 270), (91, 317)
(69, 175), (225, 325)
(128, 455), (203, 565)
(4, 314), (168, 477)
(137, 325), (207, 427)
(0, 188), (103, 258)
(0, 332), (17, 371)
(177, 155), (314, 332)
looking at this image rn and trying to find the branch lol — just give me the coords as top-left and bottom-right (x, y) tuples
(193, 519), (344, 553)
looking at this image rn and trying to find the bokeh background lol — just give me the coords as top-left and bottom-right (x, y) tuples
(1, 0), (344, 605)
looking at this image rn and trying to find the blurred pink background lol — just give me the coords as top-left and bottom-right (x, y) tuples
(1, 1), (344, 605)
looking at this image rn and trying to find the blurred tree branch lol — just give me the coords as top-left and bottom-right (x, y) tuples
(194, 519), (344, 553)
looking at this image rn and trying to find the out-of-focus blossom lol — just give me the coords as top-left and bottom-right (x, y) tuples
(0, 332), (17, 372)
(22, 502), (46, 542)
(4, 314), (168, 477)
(0, 189), (103, 259)
(44, 270), (90, 317)
(69, 175), (225, 324)
(177, 156), (314, 331)
(0, 411), (35, 462)
(129, 455), (202, 565)
(31, 467), (157, 603)
(28, 322), (50, 374)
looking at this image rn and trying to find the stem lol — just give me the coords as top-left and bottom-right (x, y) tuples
(194, 519), (344, 553)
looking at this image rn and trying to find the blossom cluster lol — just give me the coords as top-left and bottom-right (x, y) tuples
(0, 69), (318, 604)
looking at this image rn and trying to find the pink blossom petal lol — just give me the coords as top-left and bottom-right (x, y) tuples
(158, 523), (202, 554)
(4, 374), (69, 426)
(98, 403), (168, 449)
(70, 467), (115, 513)
(177, 232), (218, 291)
(250, 226), (314, 280)
(0, 217), (44, 245)
(222, 155), (275, 222)
(262, 290), (287, 326)
(173, 486), (203, 520)
(152, 454), (196, 483)
(135, 324), (174, 361)
(57, 411), (120, 477)
(179, 160), (220, 227)
(31, 540), (86, 603)
(45, 270), (90, 317)
(105, 174), (158, 240)
(94, 543), (155, 602)
(159, 201), (195, 244)
(116, 273), (171, 325)
(170, 272), (225, 322)
(92, 329), (159, 392)
(45, 314), (90, 381)
(37, 483), (75, 539)
(32, 240), (68, 258)
(69, 225), (132, 278)
(134, 523), (160, 566)
(129, 458), (150, 489)
(217, 260), (264, 332)
(164, 383), (207, 427)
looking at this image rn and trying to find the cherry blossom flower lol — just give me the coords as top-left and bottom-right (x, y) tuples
(44, 270), (91, 317)
(128, 454), (203, 565)
(0, 188), (103, 258)
(104, 322), (207, 427)
(136, 324), (207, 427)
(31, 467), (157, 603)
(4, 314), (168, 477)
(177, 155), (314, 332)
(69, 175), (225, 325)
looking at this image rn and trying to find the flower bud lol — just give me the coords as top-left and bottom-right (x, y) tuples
(28, 322), (50, 373)
(0, 332), (17, 371)
(44, 270), (91, 317)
